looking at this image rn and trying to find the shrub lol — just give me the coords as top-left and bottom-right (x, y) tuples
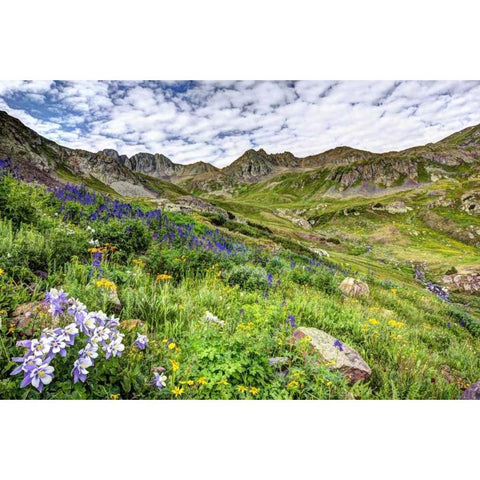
(226, 264), (268, 291)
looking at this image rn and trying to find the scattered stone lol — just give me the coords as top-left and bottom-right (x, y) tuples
(386, 201), (411, 214)
(340, 277), (370, 297)
(11, 301), (53, 335)
(269, 357), (290, 378)
(293, 327), (371, 384)
(442, 273), (480, 294)
(108, 289), (122, 313)
(460, 381), (480, 400)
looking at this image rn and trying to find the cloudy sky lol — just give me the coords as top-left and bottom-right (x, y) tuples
(1, 80), (479, 167)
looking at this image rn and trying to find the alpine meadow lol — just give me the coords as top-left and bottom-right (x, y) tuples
(1, 80), (480, 400)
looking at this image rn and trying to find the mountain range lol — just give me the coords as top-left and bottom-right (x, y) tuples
(1, 109), (480, 200)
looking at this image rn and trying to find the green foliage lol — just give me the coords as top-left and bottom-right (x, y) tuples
(226, 264), (268, 291)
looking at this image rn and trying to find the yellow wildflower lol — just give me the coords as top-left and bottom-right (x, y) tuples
(388, 320), (405, 328)
(170, 359), (179, 372)
(110, 394), (120, 400)
(162, 338), (168, 343)
(368, 318), (380, 325)
(168, 342), (176, 350)
(178, 305), (184, 311)
(172, 386), (184, 397)
(217, 380), (229, 386)
(0, 268), (4, 275)
(156, 274), (173, 281)
(326, 381), (333, 387)
(96, 279), (117, 291)
(133, 259), (146, 268)
(391, 288), (397, 294)
(287, 381), (299, 389)
(249, 387), (260, 396)
(187, 380), (194, 386)
(197, 377), (207, 385)
(237, 385), (248, 393)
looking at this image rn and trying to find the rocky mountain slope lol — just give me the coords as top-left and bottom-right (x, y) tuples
(2, 109), (480, 200)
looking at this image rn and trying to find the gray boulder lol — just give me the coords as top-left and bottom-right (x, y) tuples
(293, 326), (371, 384)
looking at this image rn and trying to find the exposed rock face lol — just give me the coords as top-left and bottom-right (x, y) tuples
(273, 208), (312, 230)
(176, 195), (230, 218)
(461, 192), (480, 215)
(126, 152), (182, 179)
(293, 327), (372, 384)
(460, 381), (480, 399)
(0, 111), (158, 196)
(340, 277), (370, 297)
(223, 149), (301, 181)
(386, 201), (411, 214)
(443, 274), (480, 293)
(11, 301), (54, 335)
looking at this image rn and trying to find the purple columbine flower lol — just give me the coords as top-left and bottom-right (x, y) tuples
(78, 343), (99, 363)
(287, 315), (296, 328)
(28, 360), (55, 392)
(10, 355), (37, 376)
(105, 336), (125, 359)
(72, 356), (93, 383)
(267, 274), (273, 287)
(333, 339), (343, 351)
(152, 372), (167, 390)
(30, 337), (52, 357)
(63, 323), (79, 346)
(45, 288), (69, 317)
(48, 335), (67, 358)
(134, 333), (149, 350)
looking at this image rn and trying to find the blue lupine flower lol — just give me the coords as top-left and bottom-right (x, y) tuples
(333, 339), (343, 351)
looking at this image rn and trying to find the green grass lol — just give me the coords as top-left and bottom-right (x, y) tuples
(0, 170), (479, 400)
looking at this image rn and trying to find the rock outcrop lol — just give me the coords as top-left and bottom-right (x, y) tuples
(443, 273), (480, 294)
(339, 277), (370, 297)
(460, 381), (480, 399)
(293, 327), (371, 384)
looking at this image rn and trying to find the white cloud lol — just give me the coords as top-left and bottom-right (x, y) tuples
(1, 80), (480, 166)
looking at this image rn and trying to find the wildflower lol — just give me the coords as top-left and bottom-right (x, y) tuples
(172, 386), (184, 397)
(133, 259), (146, 268)
(153, 372), (167, 390)
(237, 385), (248, 393)
(28, 360), (55, 392)
(134, 333), (149, 350)
(170, 359), (180, 372)
(186, 380), (194, 386)
(203, 311), (225, 325)
(287, 315), (296, 328)
(388, 320), (405, 328)
(446, 322), (451, 328)
(45, 288), (69, 317)
(391, 288), (397, 294)
(31, 338), (52, 357)
(368, 318), (380, 325)
(63, 323), (79, 345)
(168, 342), (176, 350)
(78, 342), (99, 361)
(72, 356), (93, 383)
(105, 336), (125, 359)
(287, 381), (299, 389)
(217, 380), (229, 386)
(333, 339), (344, 351)
(0, 268), (3, 275)
(326, 381), (333, 387)
(110, 394), (120, 400)
(197, 377), (207, 385)
(156, 274), (173, 281)
(249, 387), (260, 396)
(96, 279), (117, 291)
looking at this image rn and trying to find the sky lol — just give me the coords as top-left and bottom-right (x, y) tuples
(1, 80), (480, 168)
